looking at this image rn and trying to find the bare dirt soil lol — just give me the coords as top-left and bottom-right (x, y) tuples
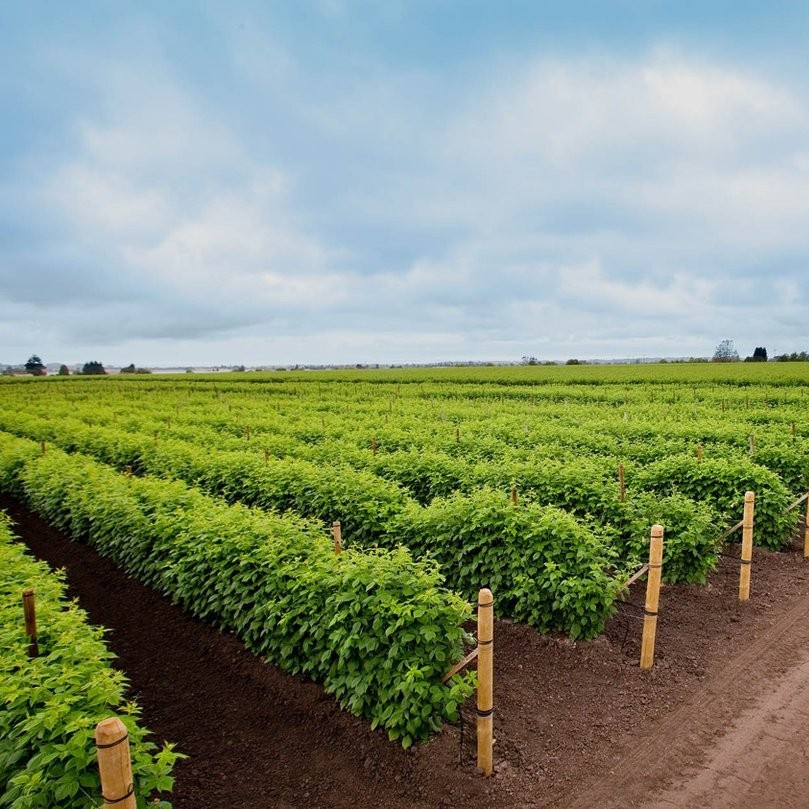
(4, 493), (809, 809)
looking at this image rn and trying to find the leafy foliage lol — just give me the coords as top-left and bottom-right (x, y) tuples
(0, 513), (181, 808)
(389, 488), (621, 639)
(0, 434), (474, 746)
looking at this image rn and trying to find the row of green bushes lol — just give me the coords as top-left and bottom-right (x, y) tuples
(0, 414), (781, 613)
(0, 433), (474, 747)
(0, 512), (180, 808)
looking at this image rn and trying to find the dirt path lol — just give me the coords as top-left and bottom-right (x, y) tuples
(4, 492), (809, 808)
(570, 580), (809, 808)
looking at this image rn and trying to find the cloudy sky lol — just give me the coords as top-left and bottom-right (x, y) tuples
(2, 2), (809, 366)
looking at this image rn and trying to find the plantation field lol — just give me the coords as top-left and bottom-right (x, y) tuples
(1, 362), (809, 757)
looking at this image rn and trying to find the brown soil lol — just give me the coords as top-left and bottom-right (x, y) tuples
(4, 493), (809, 809)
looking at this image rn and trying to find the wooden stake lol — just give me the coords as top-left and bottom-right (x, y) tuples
(455, 427), (460, 443)
(696, 444), (703, 462)
(640, 525), (664, 670)
(477, 588), (494, 776)
(372, 437), (377, 456)
(95, 717), (136, 809)
(792, 423), (797, 441)
(511, 485), (518, 506)
(22, 589), (38, 658)
(748, 434), (755, 455)
(264, 448), (270, 464)
(739, 491), (755, 601)
(332, 520), (342, 555)
(804, 494), (809, 560)
(618, 463), (626, 503)
(40, 440), (46, 455)
(245, 425), (251, 441)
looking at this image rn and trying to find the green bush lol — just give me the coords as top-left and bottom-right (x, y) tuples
(0, 513), (180, 808)
(388, 488), (621, 639)
(616, 493), (722, 584)
(0, 434), (474, 746)
(633, 455), (794, 549)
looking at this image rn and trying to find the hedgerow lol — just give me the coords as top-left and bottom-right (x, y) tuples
(387, 488), (622, 639)
(0, 513), (181, 808)
(0, 434), (474, 747)
(632, 455), (794, 549)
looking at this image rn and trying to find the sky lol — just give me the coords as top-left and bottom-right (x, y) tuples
(2, 1), (809, 367)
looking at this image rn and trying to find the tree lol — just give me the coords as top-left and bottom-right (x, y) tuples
(521, 355), (539, 365)
(24, 355), (46, 376)
(80, 361), (107, 375)
(744, 346), (768, 362)
(57, 364), (70, 376)
(712, 339), (739, 363)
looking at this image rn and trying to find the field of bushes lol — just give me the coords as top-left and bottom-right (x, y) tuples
(1, 363), (808, 784)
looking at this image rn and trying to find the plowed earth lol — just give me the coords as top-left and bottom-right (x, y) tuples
(4, 494), (809, 809)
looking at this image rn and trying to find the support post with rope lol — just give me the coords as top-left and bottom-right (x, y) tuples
(477, 588), (494, 776)
(640, 525), (664, 670)
(95, 717), (136, 809)
(739, 491), (755, 601)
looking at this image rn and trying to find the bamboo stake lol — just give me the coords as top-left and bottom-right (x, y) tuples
(95, 717), (136, 809)
(739, 491), (755, 601)
(332, 520), (342, 555)
(639, 525), (664, 670)
(22, 589), (38, 658)
(511, 485), (518, 506)
(618, 463), (626, 503)
(477, 588), (494, 776)
(804, 495), (809, 560)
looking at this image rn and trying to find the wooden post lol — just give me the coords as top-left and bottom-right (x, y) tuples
(245, 425), (251, 441)
(804, 494), (809, 560)
(477, 588), (494, 776)
(618, 463), (626, 503)
(792, 423), (797, 441)
(748, 434), (755, 455)
(332, 521), (342, 555)
(739, 491), (755, 601)
(455, 427), (460, 443)
(264, 448), (270, 464)
(640, 525), (664, 670)
(511, 484), (518, 506)
(696, 444), (703, 462)
(95, 717), (136, 809)
(721, 399), (726, 413)
(372, 437), (377, 456)
(40, 440), (46, 455)
(22, 589), (38, 658)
